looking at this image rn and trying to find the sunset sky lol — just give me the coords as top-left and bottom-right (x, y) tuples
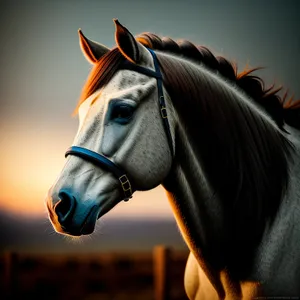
(0, 0), (299, 221)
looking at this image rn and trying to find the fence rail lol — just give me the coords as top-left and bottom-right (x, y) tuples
(1, 246), (188, 300)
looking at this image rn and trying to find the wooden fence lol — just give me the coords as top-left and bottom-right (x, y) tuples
(1, 246), (188, 300)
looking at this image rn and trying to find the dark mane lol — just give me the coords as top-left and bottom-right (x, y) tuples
(136, 33), (300, 131)
(156, 51), (295, 277)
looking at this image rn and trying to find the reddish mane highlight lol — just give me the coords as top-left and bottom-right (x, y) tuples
(74, 48), (125, 115)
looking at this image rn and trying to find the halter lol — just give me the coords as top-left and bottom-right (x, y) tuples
(65, 49), (173, 201)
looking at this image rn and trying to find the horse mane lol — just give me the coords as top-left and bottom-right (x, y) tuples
(136, 33), (300, 131)
(155, 51), (295, 276)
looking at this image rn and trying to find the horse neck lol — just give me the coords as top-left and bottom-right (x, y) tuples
(161, 65), (252, 269)
(164, 124), (244, 296)
(160, 62), (294, 296)
(251, 125), (300, 293)
(163, 123), (228, 259)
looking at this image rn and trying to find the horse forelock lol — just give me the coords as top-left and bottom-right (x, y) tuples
(74, 47), (126, 115)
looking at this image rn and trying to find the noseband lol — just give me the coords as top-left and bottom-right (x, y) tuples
(65, 49), (173, 201)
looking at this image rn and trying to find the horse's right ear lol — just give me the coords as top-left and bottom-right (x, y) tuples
(78, 29), (110, 64)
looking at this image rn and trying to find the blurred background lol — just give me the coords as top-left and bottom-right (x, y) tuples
(0, 0), (299, 299)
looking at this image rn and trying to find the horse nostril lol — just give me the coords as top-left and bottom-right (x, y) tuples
(54, 190), (77, 224)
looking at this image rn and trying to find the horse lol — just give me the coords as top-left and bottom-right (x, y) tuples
(46, 19), (300, 299)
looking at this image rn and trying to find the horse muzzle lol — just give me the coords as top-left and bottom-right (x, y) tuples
(47, 189), (100, 236)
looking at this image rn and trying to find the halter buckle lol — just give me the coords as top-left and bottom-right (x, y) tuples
(119, 175), (132, 193)
(161, 106), (168, 118)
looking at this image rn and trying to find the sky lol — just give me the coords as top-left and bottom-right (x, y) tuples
(0, 0), (299, 222)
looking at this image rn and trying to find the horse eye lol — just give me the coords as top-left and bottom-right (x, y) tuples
(111, 105), (134, 122)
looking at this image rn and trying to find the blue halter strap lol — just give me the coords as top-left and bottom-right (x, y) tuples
(65, 48), (174, 201)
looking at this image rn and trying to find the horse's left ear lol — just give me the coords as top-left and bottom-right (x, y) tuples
(114, 19), (150, 64)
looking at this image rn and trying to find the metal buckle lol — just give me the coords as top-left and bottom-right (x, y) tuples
(119, 175), (132, 193)
(161, 106), (167, 118)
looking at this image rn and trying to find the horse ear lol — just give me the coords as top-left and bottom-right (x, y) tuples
(78, 29), (110, 64)
(113, 19), (149, 64)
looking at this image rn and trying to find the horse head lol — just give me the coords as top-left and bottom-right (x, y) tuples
(46, 20), (174, 236)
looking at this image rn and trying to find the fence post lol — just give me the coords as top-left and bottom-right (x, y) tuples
(4, 251), (18, 299)
(153, 245), (171, 300)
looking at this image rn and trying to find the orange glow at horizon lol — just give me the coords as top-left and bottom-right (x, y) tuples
(0, 121), (173, 219)
(0, 122), (67, 216)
